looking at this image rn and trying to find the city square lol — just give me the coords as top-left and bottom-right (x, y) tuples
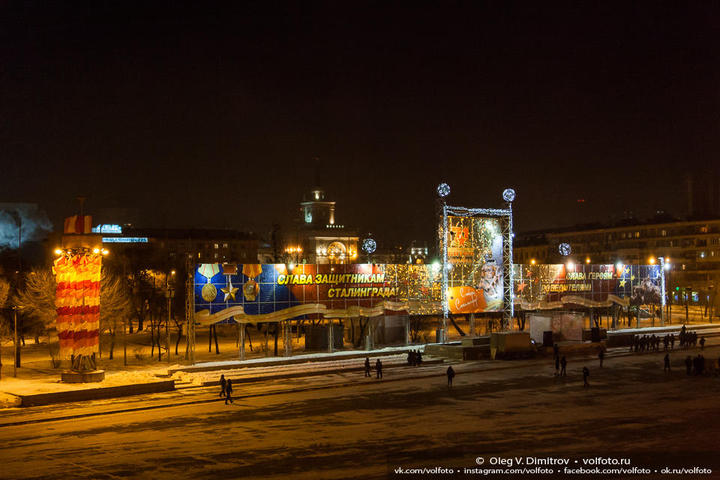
(2, 2), (720, 479)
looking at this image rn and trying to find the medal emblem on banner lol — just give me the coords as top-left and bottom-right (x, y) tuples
(221, 264), (239, 302)
(198, 263), (220, 302)
(242, 264), (263, 301)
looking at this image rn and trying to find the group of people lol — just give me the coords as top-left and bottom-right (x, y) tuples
(630, 334), (666, 352)
(364, 357), (383, 378)
(219, 374), (233, 404)
(631, 326), (706, 354)
(678, 327), (704, 349)
(407, 350), (423, 366)
(552, 344), (591, 386)
(684, 354), (710, 376)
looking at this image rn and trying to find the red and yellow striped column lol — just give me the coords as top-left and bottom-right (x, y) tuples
(53, 253), (101, 359)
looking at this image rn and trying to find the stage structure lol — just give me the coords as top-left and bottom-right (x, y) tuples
(438, 185), (515, 340)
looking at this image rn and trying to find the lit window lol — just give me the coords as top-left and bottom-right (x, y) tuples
(214, 243), (219, 249)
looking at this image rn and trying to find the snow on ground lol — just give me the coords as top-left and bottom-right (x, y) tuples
(0, 370), (172, 396)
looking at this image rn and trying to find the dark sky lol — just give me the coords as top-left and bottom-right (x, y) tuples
(2, 1), (719, 245)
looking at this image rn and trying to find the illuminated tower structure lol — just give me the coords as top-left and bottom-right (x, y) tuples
(285, 186), (359, 264)
(54, 213), (108, 382)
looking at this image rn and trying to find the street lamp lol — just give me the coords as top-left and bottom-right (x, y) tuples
(9, 211), (21, 371)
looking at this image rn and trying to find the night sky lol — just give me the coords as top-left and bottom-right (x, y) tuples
(2, 1), (719, 244)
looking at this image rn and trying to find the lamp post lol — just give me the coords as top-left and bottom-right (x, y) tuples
(658, 256), (666, 326)
(165, 284), (174, 364)
(437, 183), (450, 343)
(12, 306), (18, 377)
(9, 211), (21, 370)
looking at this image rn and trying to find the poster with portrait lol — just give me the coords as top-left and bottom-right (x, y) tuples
(445, 216), (504, 313)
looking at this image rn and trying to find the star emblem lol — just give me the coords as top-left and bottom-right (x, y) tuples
(619, 280), (626, 287)
(221, 279), (239, 302)
(517, 282), (528, 292)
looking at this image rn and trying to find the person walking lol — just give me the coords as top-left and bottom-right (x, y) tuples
(219, 374), (227, 397)
(582, 366), (590, 387)
(598, 349), (604, 368)
(685, 356), (693, 376)
(364, 357), (372, 377)
(446, 365), (455, 387)
(225, 379), (234, 404)
(375, 359), (383, 379)
(664, 354), (671, 372)
(560, 356), (567, 376)
(700, 336), (706, 350)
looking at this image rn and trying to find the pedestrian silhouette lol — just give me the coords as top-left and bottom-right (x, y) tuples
(225, 379), (234, 404)
(376, 359), (383, 379)
(447, 365), (455, 387)
(664, 354), (671, 372)
(364, 357), (372, 377)
(560, 356), (567, 376)
(685, 356), (692, 376)
(700, 337), (706, 350)
(582, 366), (589, 387)
(598, 350), (604, 368)
(219, 374), (227, 397)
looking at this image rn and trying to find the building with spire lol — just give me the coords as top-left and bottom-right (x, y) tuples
(283, 186), (359, 264)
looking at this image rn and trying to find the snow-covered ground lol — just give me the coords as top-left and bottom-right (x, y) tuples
(0, 343), (718, 479)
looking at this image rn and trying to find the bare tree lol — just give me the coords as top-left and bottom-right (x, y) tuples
(100, 272), (131, 360)
(12, 268), (57, 365)
(12, 268), (56, 340)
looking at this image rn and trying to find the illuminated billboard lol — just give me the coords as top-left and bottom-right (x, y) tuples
(194, 262), (662, 322)
(445, 216), (504, 313)
(514, 263), (662, 309)
(194, 263), (443, 319)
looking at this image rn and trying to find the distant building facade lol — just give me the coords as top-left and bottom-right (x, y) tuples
(515, 218), (720, 302)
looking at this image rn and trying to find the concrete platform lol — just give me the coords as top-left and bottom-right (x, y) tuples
(16, 380), (176, 407)
(61, 370), (105, 383)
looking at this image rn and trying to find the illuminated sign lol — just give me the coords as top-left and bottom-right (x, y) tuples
(102, 237), (148, 243)
(92, 224), (123, 234)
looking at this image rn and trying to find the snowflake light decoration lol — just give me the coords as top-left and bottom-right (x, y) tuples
(502, 188), (516, 202)
(362, 238), (377, 254)
(558, 243), (572, 256)
(437, 183), (450, 197)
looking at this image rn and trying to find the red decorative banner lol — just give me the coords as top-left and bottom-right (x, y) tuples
(54, 253), (101, 359)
